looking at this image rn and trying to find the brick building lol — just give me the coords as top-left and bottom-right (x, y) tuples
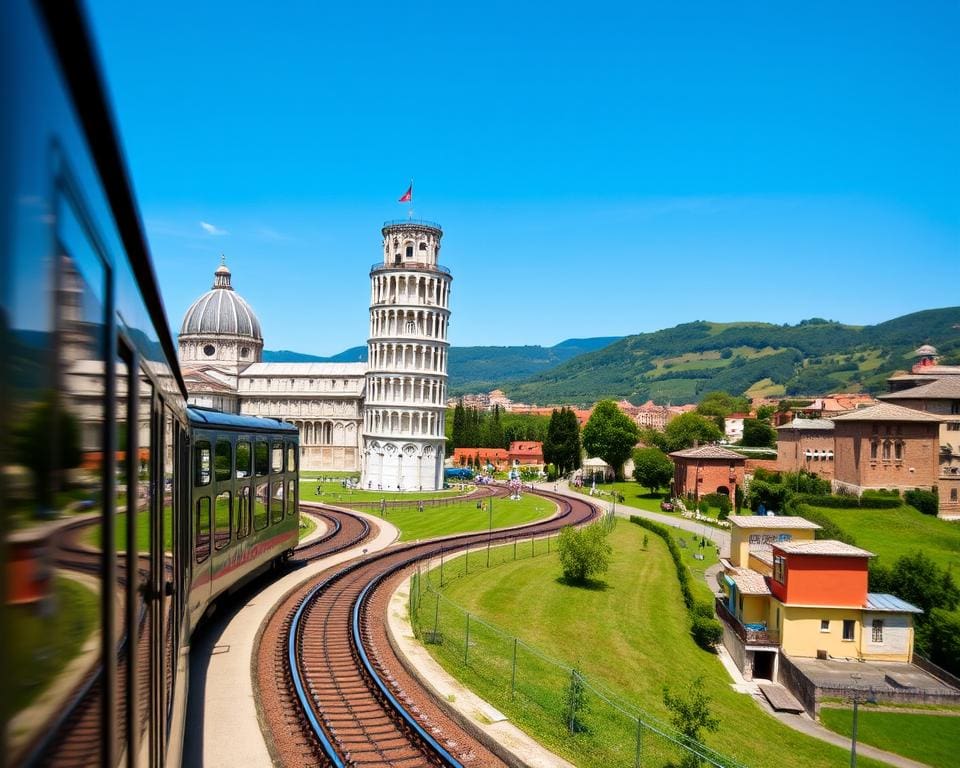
(670, 444), (745, 501)
(830, 403), (941, 496)
(452, 447), (509, 469)
(507, 441), (544, 466)
(776, 418), (836, 479)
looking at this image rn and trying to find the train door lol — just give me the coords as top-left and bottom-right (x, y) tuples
(191, 433), (214, 623)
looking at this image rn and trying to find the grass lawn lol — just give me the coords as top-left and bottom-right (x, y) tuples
(799, 504), (960, 573)
(9, 576), (99, 713)
(819, 707), (959, 768)
(84, 507), (174, 552)
(416, 522), (884, 768)
(300, 478), (463, 504)
(299, 512), (318, 541)
(390, 494), (555, 542)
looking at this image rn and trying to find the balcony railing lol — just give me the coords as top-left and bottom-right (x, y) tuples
(382, 218), (442, 230)
(715, 597), (780, 646)
(370, 261), (451, 275)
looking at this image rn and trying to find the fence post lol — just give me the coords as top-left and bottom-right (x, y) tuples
(464, 613), (471, 664)
(511, 637), (518, 698)
(432, 591), (440, 643)
(487, 537), (491, 567)
(440, 547), (445, 586)
(634, 717), (643, 768)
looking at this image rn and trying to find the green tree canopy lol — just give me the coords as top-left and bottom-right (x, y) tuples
(632, 446), (674, 493)
(544, 407), (581, 475)
(582, 400), (639, 480)
(696, 390), (750, 429)
(662, 412), (723, 452)
(741, 418), (777, 447)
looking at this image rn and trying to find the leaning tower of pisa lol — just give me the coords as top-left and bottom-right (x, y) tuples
(360, 220), (451, 491)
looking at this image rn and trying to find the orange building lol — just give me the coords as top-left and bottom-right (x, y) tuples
(507, 441), (544, 466)
(452, 447), (509, 469)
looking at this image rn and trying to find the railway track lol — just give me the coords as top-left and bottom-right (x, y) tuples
(259, 488), (600, 768)
(292, 506), (373, 564)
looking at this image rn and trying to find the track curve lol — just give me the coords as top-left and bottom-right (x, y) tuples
(259, 488), (600, 768)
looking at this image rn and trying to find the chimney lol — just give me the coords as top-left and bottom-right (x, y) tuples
(693, 440), (700, 449)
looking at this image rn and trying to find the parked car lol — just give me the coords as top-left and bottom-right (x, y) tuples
(660, 500), (675, 512)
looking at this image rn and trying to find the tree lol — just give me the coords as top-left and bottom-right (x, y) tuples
(874, 551), (960, 616)
(632, 447), (674, 493)
(696, 391), (750, 430)
(14, 393), (82, 510)
(740, 418), (776, 448)
(557, 524), (613, 584)
(662, 413), (723, 452)
(483, 404), (505, 448)
(755, 404), (776, 422)
(662, 676), (720, 768)
(450, 400), (467, 452)
(545, 407), (582, 475)
(582, 400), (639, 480)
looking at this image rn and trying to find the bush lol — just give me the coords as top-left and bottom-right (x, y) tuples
(905, 489), (939, 516)
(789, 504), (858, 545)
(692, 601), (715, 619)
(558, 524), (613, 583)
(691, 616), (723, 649)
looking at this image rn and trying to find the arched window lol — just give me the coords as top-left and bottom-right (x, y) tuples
(882, 440), (891, 460)
(419, 242), (427, 250)
(894, 441), (903, 460)
(405, 245), (414, 259)
(951, 488), (958, 502)
(870, 440), (879, 460)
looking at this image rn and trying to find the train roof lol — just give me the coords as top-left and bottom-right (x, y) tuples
(187, 407), (299, 435)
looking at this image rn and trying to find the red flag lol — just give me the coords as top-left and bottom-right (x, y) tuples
(398, 183), (412, 203)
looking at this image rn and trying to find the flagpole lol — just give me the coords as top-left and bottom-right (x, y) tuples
(408, 177), (414, 220)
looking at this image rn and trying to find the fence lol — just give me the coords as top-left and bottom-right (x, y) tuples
(408, 542), (750, 768)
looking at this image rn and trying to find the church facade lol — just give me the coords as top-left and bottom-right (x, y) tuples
(178, 220), (450, 486)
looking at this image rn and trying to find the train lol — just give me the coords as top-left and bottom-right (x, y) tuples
(1, 2), (300, 766)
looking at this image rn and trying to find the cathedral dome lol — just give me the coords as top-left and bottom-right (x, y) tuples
(180, 262), (262, 340)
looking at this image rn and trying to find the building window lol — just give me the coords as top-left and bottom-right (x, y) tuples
(820, 619), (830, 633)
(870, 440), (878, 460)
(773, 554), (786, 584)
(894, 441), (903, 460)
(951, 488), (958, 502)
(240, 346), (249, 358)
(203, 344), (215, 356)
(405, 245), (413, 259)
(872, 619), (884, 643)
(419, 242), (427, 251)
(952, 401), (960, 415)
(842, 620), (855, 641)
(882, 440), (891, 460)
(948, 423), (960, 431)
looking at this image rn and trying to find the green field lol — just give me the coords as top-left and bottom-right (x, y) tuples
(819, 707), (959, 768)
(300, 478), (462, 504)
(84, 507), (174, 552)
(798, 504), (960, 573)
(388, 494), (555, 542)
(416, 522), (884, 768)
(9, 576), (99, 713)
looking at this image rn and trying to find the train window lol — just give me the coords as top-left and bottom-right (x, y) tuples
(271, 482), (284, 523)
(237, 440), (252, 478)
(195, 440), (212, 486)
(254, 482), (269, 530)
(214, 492), (232, 550)
(255, 440), (269, 476)
(287, 441), (297, 472)
(196, 497), (211, 563)
(237, 486), (251, 539)
(215, 439), (232, 482)
(272, 441), (284, 473)
(287, 479), (296, 517)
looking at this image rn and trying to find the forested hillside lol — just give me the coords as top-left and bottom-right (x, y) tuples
(503, 307), (960, 405)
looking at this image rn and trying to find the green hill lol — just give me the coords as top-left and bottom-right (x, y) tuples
(502, 308), (960, 405)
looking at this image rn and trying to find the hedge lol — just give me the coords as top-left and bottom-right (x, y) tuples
(629, 516), (722, 650)
(788, 493), (902, 510)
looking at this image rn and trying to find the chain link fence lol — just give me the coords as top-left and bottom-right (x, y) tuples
(408, 543), (749, 768)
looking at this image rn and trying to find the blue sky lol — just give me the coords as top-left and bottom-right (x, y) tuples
(87, 1), (959, 356)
